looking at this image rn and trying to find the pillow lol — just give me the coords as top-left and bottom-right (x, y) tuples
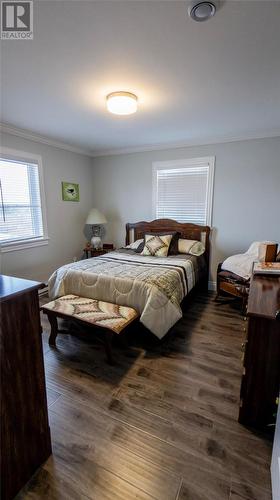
(141, 231), (180, 255)
(134, 239), (145, 253)
(178, 239), (205, 256)
(141, 234), (173, 257)
(125, 239), (144, 251)
(167, 231), (181, 255)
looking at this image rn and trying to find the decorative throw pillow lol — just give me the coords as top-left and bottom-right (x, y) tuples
(178, 239), (205, 256)
(168, 231), (181, 255)
(139, 231), (180, 255)
(125, 239), (144, 251)
(134, 239), (145, 253)
(141, 234), (173, 257)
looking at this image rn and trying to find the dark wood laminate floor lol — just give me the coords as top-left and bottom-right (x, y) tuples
(17, 292), (272, 500)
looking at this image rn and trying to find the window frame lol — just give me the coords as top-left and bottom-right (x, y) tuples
(152, 156), (215, 226)
(0, 147), (49, 252)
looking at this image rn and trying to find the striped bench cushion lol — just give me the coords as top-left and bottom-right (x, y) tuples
(42, 295), (138, 334)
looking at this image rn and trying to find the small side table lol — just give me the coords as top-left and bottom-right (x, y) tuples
(84, 243), (114, 259)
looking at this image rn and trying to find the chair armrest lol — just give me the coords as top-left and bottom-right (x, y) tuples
(217, 262), (223, 273)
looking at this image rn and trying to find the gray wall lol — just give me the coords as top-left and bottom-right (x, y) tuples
(0, 132), (93, 282)
(1, 133), (279, 284)
(91, 136), (280, 282)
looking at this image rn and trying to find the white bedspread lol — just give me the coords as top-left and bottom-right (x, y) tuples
(48, 251), (198, 339)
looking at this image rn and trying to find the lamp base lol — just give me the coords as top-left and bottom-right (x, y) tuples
(91, 236), (102, 250)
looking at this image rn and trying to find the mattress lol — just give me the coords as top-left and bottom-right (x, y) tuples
(48, 249), (206, 339)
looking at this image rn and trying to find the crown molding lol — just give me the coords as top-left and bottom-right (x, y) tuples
(0, 123), (94, 157)
(1, 122), (279, 159)
(91, 129), (280, 157)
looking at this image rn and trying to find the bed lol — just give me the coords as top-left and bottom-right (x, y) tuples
(48, 219), (210, 339)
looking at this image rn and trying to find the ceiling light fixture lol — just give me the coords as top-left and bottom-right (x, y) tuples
(106, 91), (138, 115)
(188, 1), (217, 22)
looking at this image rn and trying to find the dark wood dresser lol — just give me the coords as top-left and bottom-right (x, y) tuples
(0, 275), (52, 500)
(239, 273), (280, 431)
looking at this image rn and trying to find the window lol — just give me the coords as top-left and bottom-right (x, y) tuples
(153, 157), (215, 225)
(0, 149), (48, 251)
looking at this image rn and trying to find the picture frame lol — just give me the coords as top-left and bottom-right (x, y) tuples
(253, 261), (280, 276)
(62, 182), (80, 202)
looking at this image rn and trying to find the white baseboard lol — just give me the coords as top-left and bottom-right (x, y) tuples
(208, 281), (217, 291)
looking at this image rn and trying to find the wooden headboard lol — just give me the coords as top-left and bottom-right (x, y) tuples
(126, 218), (211, 273)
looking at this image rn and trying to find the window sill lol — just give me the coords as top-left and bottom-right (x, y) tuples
(0, 237), (49, 253)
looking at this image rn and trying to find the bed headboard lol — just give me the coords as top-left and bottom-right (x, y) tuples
(126, 218), (211, 272)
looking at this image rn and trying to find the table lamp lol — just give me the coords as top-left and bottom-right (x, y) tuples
(85, 208), (107, 249)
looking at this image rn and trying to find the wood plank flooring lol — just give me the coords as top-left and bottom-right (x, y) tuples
(17, 292), (272, 500)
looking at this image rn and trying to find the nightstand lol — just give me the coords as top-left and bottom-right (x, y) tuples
(84, 243), (114, 259)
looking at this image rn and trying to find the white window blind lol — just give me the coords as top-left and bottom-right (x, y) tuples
(0, 158), (45, 245)
(153, 157), (214, 225)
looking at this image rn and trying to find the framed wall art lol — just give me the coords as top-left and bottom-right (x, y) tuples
(62, 182), (80, 202)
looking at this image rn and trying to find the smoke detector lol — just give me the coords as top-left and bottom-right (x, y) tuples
(188, 1), (218, 22)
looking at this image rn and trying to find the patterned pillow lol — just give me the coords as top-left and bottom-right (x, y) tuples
(141, 234), (173, 257)
(125, 239), (144, 251)
(134, 239), (145, 253)
(178, 239), (205, 256)
(167, 231), (181, 255)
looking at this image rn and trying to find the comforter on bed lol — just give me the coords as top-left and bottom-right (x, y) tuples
(48, 250), (205, 339)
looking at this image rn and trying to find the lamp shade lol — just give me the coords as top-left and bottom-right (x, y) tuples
(85, 208), (107, 225)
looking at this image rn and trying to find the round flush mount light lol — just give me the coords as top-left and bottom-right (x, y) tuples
(106, 91), (138, 115)
(188, 1), (217, 21)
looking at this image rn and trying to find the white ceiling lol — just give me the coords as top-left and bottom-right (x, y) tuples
(1, 0), (280, 155)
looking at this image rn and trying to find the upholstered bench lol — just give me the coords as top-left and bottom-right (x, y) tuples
(41, 295), (138, 364)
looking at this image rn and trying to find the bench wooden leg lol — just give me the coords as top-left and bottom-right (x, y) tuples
(47, 313), (58, 346)
(44, 310), (116, 363)
(103, 330), (115, 365)
(118, 332), (128, 349)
